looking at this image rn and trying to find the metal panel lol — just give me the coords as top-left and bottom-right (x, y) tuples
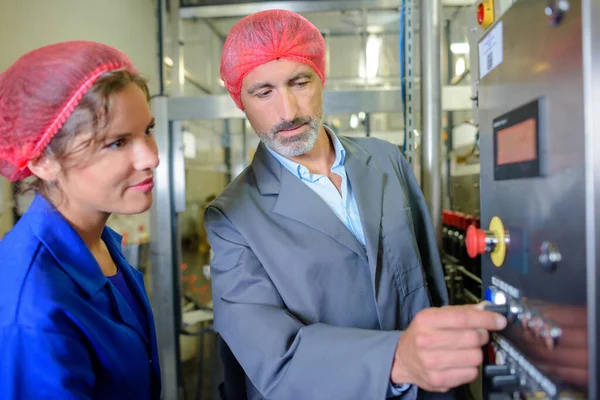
(450, 173), (480, 216)
(477, 0), (593, 397)
(179, 0), (475, 18)
(166, 88), (471, 121)
(150, 97), (183, 400)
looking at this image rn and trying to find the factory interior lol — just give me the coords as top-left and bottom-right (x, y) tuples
(0, 0), (597, 399)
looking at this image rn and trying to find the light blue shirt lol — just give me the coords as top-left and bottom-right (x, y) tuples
(266, 130), (410, 397)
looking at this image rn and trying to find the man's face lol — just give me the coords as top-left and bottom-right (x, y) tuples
(240, 59), (324, 157)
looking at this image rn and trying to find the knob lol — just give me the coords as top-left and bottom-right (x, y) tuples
(492, 375), (520, 390)
(484, 365), (510, 377)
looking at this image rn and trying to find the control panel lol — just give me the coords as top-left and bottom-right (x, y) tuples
(469, 0), (594, 398)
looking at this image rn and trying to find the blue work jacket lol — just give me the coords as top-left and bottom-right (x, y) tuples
(0, 194), (161, 399)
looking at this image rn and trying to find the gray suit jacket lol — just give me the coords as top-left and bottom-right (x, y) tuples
(204, 136), (453, 400)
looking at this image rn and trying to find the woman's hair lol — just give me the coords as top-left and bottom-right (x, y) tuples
(19, 70), (150, 196)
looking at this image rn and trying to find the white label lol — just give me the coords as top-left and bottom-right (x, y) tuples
(479, 21), (504, 79)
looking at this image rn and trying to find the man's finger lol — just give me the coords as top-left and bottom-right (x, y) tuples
(421, 349), (484, 369)
(416, 329), (489, 350)
(420, 306), (507, 330)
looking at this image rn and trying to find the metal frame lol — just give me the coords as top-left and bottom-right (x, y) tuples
(583, 0), (600, 394)
(150, 97), (183, 400)
(420, 0), (443, 247)
(179, 0), (475, 19)
(165, 87), (469, 121)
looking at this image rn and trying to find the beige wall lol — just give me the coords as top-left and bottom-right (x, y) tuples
(0, 0), (159, 238)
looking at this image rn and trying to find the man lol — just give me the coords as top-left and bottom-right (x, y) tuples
(205, 9), (506, 400)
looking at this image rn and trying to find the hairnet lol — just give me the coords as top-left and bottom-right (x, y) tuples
(220, 9), (326, 110)
(0, 41), (137, 182)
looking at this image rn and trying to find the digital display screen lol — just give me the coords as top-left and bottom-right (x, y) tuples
(493, 98), (542, 181)
(497, 118), (537, 165)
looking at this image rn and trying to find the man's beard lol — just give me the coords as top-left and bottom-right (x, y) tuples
(256, 111), (323, 157)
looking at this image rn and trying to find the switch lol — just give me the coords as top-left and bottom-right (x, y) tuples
(491, 375), (520, 390)
(484, 365), (510, 377)
(485, 303), (510, 317)
(477, 0), (495, 30)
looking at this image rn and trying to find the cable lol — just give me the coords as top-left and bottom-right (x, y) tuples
(400, 0), (407, 155)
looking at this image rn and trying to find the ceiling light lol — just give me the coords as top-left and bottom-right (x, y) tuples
(450, 42), (470, 55)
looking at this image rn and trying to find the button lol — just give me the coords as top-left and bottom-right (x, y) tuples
(484, 365), (510, 377)
(491, 375), (520, 390)
(539, 241), (561, 271)
(476, 0), (495, 29)
(465, 225), (488, 258)
(319, 177), (326, 184)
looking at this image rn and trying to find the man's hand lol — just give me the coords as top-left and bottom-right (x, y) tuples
(390, 304), (507, 392)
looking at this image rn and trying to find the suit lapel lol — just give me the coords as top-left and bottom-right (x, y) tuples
(340, 137), (384, 292)
(253, 144), (366, 258)
(273, 168), (367, 258)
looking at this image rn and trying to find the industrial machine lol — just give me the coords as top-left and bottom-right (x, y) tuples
(465, 0), (598, 398)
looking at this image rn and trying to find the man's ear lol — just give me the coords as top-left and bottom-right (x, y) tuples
(27, 155), (61, 182)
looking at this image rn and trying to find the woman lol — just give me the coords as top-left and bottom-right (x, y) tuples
(0, 41), (161, 399)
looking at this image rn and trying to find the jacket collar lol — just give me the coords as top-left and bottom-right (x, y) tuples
(25, 193), (109, 298)
(250, 132), (385, 294)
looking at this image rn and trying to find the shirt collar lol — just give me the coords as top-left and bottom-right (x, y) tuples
(265, 126), (346, 180)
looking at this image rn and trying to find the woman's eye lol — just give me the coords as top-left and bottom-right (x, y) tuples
(107, 139), (126, 149)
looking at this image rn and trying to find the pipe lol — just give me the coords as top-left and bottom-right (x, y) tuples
(420, 0), (443, 249)
(445, 20), (454, 211)
(157, 0), (166, 95)
(170, 0), (184, 97)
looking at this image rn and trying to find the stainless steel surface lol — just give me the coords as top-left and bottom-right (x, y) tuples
(150, 97), (182, 400)
(167, 88), (471, 121)
(450, 173), (481, 216)
(583, 0), (600, 394)
(420, 0), (443, 248)
(477, 0), (593, 396)
(403, 0), (415, 165)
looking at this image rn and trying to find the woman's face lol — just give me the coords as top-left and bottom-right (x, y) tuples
(53, 83), (159, 216)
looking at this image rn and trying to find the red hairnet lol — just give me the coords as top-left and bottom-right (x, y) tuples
(220, 9), (326, 110)
(0, 41), (136, 182)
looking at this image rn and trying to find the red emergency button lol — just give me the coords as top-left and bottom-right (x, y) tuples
(466, 224), (487, 258)
(477, 3), (485, 25)
(476, 0), (494, 29)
